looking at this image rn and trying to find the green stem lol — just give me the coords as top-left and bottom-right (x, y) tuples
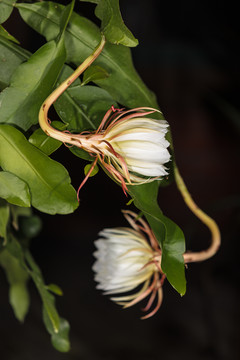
(174, 165), (221, 263)
(38, 35), (106, 143)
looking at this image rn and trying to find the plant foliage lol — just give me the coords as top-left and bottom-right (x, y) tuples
(0, 0), (187, 351)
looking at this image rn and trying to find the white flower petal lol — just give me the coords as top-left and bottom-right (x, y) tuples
(92, 227), (156, 296)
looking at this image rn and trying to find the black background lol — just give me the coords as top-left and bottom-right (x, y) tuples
(1, 1), (240, 359)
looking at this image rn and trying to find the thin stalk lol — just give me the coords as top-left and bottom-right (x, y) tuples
(174, 165), (221, 263)
(38, 35), (106, 142)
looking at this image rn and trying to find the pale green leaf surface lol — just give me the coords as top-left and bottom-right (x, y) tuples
(25, 250), (60, 333)
(53, 65), (94, 131)
(29, 121), (66, 155)
(0, 0), (16, 24)
(66, 84), (118, 129)
(82, 65), (109, 86)
(0, 38), (66, 130)
(0, 125), (78, 215)
(0, 200), (9, 240)
(54, 66), (117, 131)
(51, 318), (70, 352)
(5, 237), (61, 334)
(0, 171), (31, 207)
(9, 283), (30, 322)
(5, 233), (25, 265)
(129, 183), (186, 295)
(0, 25), (20, 44)
(43, 308), (70, 352)
(46, 283), (63, 296)
(0, 0), (75, 129)
(84, 162), (99, 177)
(94, 0), (138, 47)
(69, 147), (92, 161)
(0, 35), (30, 90)
(58, 0), (75, 41)
(32, 272), (60, 333)
(17, 1), (159, 111)
(80, 0), (138, 47)
(0, 249), (30, 322)
(80, 0), (99, 3)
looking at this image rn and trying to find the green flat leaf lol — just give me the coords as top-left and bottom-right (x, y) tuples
(94, 0), (138, 47)
(58, 0), (75, 40)
(0, 1), (75, 130)
(65, 84), (118, 129)
(54, 66), (117, 131)
(0, 199), (9, 241)
(0, 171), (31, 207)
(53, 65), (93, 131)
(0, 35), (30, 90)
(84, 162), (99, 177)
(29, 121), (66, 155)
(9, 283), (30, 322)
(0, 248), (30, 322)
(0, 0), (16, 24)
(51, 318), (70, 352)
(43, 308), (70, 352)
(33, 277), (60, 333)
(0, 38), (66, 131)
(0, 125), (79, 215)
(17, 1), (159, 110)
(25, 250), (60, 333)
(5, 232), (25, 265)
(79, 0), (98, 3)
(5, 239), (63, 336)
(0, 25), (20, 44)
(82, 65), (109, 86)
(129, 183), (186, 295)
(69, 147), (92, 161)
(46, 283), (63, 296)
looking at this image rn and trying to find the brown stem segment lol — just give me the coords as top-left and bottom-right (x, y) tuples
(174, 165), (221, 263)
(38, 35), (106, 142)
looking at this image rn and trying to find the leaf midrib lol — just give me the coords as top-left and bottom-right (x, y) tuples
(0, 127), (64, 197)
(57, 85), (95, 129)
(1, 42), (61, 126)
(0, 35), (31, 60)
(16, 2), (154, 107)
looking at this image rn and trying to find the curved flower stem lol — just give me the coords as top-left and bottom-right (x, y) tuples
(38, 35), (106, 143)
(174, 165), (221, 263)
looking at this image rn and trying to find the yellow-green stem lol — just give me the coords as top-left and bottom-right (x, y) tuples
(174, 165), (221, 263)
(38, 35), (106, 143)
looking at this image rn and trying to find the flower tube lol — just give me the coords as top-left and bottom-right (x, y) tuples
(39, 37), (170, 194)
(92, 210), (165, 319)
(40, 105), (171, 195)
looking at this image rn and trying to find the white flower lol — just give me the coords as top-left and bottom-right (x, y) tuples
(45, 106), (171, 196)
(92, 107), (171, 191)
(92, 210), (165, 319)
(100, 113), (170, 180)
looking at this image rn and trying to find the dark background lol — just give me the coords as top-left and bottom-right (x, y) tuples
(1, 0), (240, 359)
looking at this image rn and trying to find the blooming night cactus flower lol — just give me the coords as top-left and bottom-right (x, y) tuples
(43, 106), (170, 196)
(39, 38), (171, 196)
(87, 106), (171, 193)
(92, 210), (165, 319)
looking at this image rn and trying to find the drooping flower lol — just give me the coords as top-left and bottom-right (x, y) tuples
(77, 106), (171, 194)
(92, 210), (165, 319)
(41, 106), (171, 196)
